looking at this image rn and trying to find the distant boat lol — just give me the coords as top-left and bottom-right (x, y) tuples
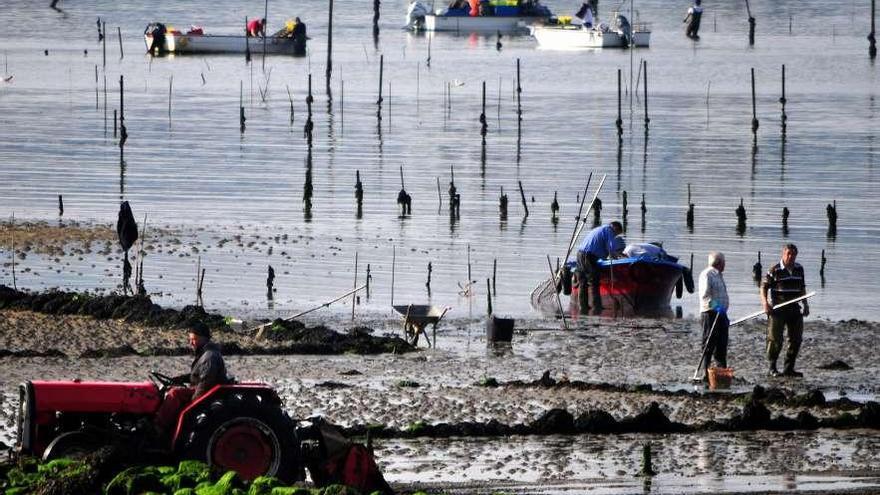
(406, 0), (553, 33)
(532, 12), (651, 49)
(144, 23), (306, 56)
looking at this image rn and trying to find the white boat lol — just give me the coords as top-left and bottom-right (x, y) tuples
(144, 23), (306, 56)
(532, 13), (650, 48)
(406, 1), (552, 33)
(424, 14), (548, 32)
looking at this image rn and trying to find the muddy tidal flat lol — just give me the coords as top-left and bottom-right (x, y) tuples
(2, 0), (880, 492)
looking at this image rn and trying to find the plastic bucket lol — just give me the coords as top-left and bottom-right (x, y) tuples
(486, 316), (514, 344)
(707, 367), (734, 390)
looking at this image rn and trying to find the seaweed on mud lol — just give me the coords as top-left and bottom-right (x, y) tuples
(531, 408), (576, 434)
(575, 410), (619, 433)
(618, 402), (689, 434)
(818, 359), (853, 370)
(0, 286), (228, 332)
(261, 320), (414, 355)
(1, 456), (360, 495)
(0, 286), (414, 356)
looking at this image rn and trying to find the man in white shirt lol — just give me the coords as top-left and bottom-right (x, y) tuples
(683, 0), (703, 39)
(697, 251), (729, 380)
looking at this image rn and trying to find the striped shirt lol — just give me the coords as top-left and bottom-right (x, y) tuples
(762, 261), (806, 305)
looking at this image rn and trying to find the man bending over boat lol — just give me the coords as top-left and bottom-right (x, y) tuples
(575, 2), (594, 28)
(247, 17), (266, 37)
(576, 221), (624, 314)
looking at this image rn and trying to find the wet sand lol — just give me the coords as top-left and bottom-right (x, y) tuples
(1, 305), (879, 493)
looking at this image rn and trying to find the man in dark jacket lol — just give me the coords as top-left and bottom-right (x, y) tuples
(760, 243), (810, 377)
(155, 321), (228, 434)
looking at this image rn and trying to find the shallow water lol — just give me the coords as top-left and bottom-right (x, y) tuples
(0, 1), (877, 321)
(379, 430), (880, 493)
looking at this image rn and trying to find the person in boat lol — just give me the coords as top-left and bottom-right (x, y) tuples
(698, 251), (729, 382)
(760, 243), (810, 378)
(478, 0), (494, 16)
(291, 17), (306, 40)
(574, 2), (594, 28)
(147, 23), (167, 55)
(576, 221), (624, 314)
(683, 0), (703, 40)
(247, 17), (266, 37)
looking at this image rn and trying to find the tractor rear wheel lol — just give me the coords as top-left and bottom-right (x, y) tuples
(181, 396), (298, 481)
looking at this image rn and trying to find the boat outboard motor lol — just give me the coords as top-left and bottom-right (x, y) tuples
(614, 13), (632, 47)
(406, 1), (430, 30)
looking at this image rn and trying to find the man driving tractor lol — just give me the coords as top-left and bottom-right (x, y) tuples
(154, 321), (228, 437)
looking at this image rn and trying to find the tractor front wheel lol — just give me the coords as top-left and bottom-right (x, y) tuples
(182, 397), (298, 481)
(42, 431), (105, 461)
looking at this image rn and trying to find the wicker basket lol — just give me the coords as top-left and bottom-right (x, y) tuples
(707, 367), (734, 390)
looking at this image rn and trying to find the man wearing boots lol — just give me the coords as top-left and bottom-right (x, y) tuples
(576, 221), (624, 314)
(760, 243), (810, 377)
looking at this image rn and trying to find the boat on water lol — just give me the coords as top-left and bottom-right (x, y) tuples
(532, 12), (651, 48)
(531, 243), (693, 317)
(144, 22), (307, 56)
(406, 0), (553, 33)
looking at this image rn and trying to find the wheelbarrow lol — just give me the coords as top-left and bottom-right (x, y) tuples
(392, 304), (451, 347)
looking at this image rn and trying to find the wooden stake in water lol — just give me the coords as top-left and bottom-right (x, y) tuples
(377, 54), (384, 121)
(326, 0), (334, 91)
(518, 180), (529, 217)
(103, 72), (108, 134)
(117, 26), (123, 59)
(102, 21), (106, 68)
(240, 80), (246, 133)
(870, 0), (877, 59)
(480, 80), (487, 143)
(746, 0), (756, 45)
(751, 68), (759, 134)
(780, 64), (787, 129)
(94, 65), (99, 109)
(119, 75), (127, 146)
(616, 68), (623, 141)
(10, 212), (16, 290)
(643, 60), (649, 128)
(516, 58), (522, 132)
(352, 252), (359, 320)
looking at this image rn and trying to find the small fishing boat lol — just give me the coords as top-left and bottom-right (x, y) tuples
(144, 23), (307, 56)
(406, 0), (553, 33)
(531, 244), (693, 317)
(531, 12), (650, 48)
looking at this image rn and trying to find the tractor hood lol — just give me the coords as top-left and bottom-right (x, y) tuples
(30, 380), (162, 414)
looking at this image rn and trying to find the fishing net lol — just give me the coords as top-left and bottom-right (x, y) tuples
(530, 276), (561, 315)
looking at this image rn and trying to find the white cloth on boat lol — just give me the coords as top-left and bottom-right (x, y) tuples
(623, 243), (664, 259)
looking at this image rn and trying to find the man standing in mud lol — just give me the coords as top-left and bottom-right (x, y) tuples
(576, 221), (624, 314)
(698, 251), (729, 381)
(760, 244), (810, 377)
(154, 321), (228, 435)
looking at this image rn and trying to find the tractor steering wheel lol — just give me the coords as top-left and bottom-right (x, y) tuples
(149, 371), (176, 393)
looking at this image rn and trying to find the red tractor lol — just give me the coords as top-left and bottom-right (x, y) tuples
(16, 372), (305, 481)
